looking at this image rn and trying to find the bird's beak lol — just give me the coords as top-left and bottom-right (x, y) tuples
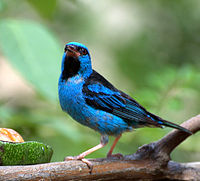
(65, 46), (81, 57)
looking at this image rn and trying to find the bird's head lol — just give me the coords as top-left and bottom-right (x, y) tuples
(61, 42), (92, 80)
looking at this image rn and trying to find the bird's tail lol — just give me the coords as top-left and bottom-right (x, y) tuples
(148, 112), (192, 135)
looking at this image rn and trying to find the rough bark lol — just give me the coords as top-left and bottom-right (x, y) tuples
(0, 115), (199, 181)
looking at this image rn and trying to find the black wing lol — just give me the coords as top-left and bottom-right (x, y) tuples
(82, 70), (192, 134)
(82, 70), (163, 128)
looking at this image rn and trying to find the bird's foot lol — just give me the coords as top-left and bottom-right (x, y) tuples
(107, 153), (124, 160)
(64, 156), (93, 173)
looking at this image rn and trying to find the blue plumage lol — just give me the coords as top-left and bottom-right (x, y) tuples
(58, 42), (192, 167)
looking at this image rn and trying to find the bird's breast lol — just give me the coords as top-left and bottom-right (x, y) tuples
(58, 76), (87, 121)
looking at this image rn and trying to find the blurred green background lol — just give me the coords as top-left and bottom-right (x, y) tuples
(0, 0), (199, 163)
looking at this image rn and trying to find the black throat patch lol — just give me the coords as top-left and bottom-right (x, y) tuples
(61, 55), (80, 80)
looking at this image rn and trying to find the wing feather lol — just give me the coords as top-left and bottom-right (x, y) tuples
(82, 70), (162, 128)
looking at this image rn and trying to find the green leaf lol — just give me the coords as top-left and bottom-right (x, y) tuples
(0, 19), (62, 101)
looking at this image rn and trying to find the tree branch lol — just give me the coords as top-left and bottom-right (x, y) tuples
(157, 114), (200, 154)
(0, 115), (199, 181)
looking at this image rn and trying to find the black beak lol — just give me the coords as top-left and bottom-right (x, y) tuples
(65, 45), (75, 52)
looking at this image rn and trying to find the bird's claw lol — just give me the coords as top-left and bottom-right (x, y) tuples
(81, 158), (93, 173)
(64, 156), (93, 174)
(107, 153), (124, 159)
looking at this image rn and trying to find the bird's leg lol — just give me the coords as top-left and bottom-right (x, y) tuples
(65, 135), (108, 171)
(107, 134), (123, 159)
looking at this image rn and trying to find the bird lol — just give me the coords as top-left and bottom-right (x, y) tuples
(58, 42), (192, 169)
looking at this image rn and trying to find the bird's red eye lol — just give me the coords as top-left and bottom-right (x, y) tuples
(78, 47), (87, 55)
(82, 49), (88, 55)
